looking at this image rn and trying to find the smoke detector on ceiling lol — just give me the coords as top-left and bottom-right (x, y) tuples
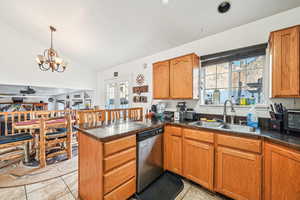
(218, 1), (231, 14)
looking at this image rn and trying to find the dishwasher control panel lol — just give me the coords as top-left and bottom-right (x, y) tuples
(137, 127), (164, 142)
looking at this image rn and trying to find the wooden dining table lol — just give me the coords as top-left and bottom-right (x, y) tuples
(14, 117), (68, 130)
(13, 117), (70, 166)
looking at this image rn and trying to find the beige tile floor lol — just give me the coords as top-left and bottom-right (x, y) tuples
(0, 171), (231, 200)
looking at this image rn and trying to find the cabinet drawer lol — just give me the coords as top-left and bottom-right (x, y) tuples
(183, 128), (214, 143)
(104, 177), (136, 200)
(217, 134), (261, 153)
(166, 126), (182, 137)
(104, 160), (136, 194)
(104, 147), (136, 173)
(104, 135), (136, 157)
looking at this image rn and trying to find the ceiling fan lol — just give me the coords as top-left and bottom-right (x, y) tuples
(20, 86), (36, 95)
(0, 86), (37, 98)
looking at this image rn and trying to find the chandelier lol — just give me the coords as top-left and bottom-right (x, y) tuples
(36, 26), (67, 72)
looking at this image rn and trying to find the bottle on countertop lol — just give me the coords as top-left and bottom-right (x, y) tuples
(248, 95), (255, 105)
(247, 105), (259, 128)
(240, 95), (247, 105)
(213, 89), (220, 104)
(231, 95), (236, 105)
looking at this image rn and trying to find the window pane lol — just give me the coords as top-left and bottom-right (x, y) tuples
(232, 60), (242, 71)
(205, 65), (217, 75)
(202, 55), (265, 105)
(204, 89), (230, 104)
(231, 88), (249, 104)
(232, 71), (246, 87)
(119, 81), (129, 108)
(217, 73), (229, 89)
(106, 83), (117, 109)
(217, 63), (229, 73)
(231, 87), (263, 104)
(204, 89), (214, 104)
(246, 69), (263, 84)
(205, 75), (216, 89)
(246, 56), (265, 70)
(232, 59), (247, 71)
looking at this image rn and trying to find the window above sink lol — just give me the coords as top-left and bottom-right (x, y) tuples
(200, 44), (267, 106)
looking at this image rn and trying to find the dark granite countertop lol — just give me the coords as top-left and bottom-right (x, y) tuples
(75, 120), (164, 142)
(74, 120), (300, 151)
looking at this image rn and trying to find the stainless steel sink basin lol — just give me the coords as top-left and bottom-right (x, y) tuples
(189, 121), (257, 134)
(220, 124), (256, 133)
(189, 121), (223, 128)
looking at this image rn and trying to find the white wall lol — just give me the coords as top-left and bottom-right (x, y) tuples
(96, 7), (300, 117)
(0, 20), (97, 90)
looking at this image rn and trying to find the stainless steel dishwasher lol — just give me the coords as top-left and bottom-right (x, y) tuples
(137, 127), (164, 193)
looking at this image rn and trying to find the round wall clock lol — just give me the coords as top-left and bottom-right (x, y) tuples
(136, 74), (145, 85)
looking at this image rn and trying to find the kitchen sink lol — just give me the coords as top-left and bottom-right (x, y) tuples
(189, 121), (223, 128)
(220, 124), (256, 133)
(189, 121), (257, 134)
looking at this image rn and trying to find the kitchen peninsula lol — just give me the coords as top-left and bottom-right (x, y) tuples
(76, 116), (300, 200)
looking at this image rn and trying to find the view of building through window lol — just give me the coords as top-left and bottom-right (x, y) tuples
(201, 56), (265, 105)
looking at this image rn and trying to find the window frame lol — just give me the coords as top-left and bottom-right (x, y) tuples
(200, 56), (266, 106)
(104, 76), (132, 109)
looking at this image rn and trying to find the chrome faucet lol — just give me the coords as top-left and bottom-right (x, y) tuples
(223, 100), (235, 124)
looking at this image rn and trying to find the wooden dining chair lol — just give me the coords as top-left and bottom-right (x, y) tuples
(39, 115), (72, 168)
(107, 109), (127, 122)
(0, 133), (33, 166)
(33, 111), (51, 119)
(129, 108), (143, 121)
(78, 110), (106, 125)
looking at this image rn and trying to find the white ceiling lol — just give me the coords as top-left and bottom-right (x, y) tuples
(0, 0), (299, 71)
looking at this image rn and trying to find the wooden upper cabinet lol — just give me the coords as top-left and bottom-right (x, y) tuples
(153, 61), (170, 99)
(152, 53), (199, 99)
(170, 54), (199, 99)
(264, 143), (300, 200)
(216, 146), (262, 200)
(271, 25), (300, 97)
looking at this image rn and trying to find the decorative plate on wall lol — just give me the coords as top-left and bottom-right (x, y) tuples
(136, 74), (145, 85)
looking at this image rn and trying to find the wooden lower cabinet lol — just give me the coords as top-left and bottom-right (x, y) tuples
(183, 137), (214, 190)
(166, 134), (183, 175)
(104, 178), (136, 200)
(165, 127), (214, 190)
(79, 133), (136, 200)
(164, 126), (183, 175)
(264, 142), (300, 200)
(216, 146), (262, 200)
(164, 126), (300, 200)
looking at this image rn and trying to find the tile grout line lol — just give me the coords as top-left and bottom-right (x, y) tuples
(24, 185), (29, 200)
(180, 183), (193, 200)
(60, 176), (75, 199)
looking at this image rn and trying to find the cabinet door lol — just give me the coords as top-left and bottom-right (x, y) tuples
(153, 61), (170, 99)
(183, 138), (214, 190)
(272, 26), (300, 97)
(216, 147), (261, 200)
(264, 143), (300, 200)
(166, 135), (182, 175)
(170, 55), (194, 99)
